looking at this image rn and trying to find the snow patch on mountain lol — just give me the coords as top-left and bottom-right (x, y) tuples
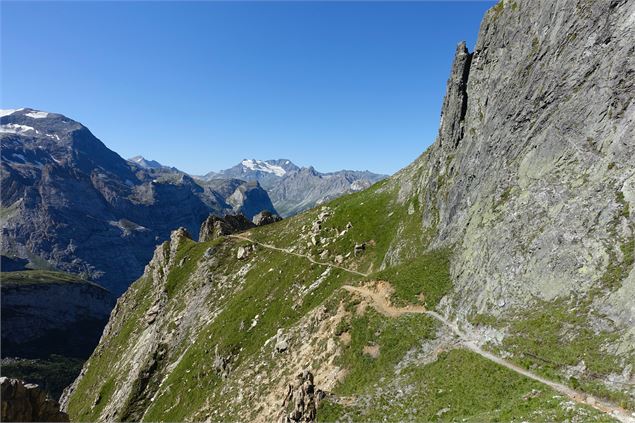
(25, 111), (50, 119)
(0, 109), (25, 118)
(128, 156), (163, 169)
(0, 124), (36, 134)
(12, 153), (26, 162)
(241, 159), (287, 177)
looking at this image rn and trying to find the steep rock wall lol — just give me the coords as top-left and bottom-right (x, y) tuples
(385, 0), (634, 331)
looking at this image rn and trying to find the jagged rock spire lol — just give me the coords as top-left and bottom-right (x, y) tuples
(437, 41), (473, 150)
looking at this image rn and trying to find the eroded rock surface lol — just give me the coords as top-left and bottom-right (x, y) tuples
(0, 377), (69, 422)
(253, 210), (283, 226)
(278, 370), (324, 423)
(199, 214), (255, 242)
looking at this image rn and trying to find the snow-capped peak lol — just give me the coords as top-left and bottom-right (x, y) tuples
(0, 108), (50, 119)
(128, 155), (163, 169)
(0, 108), (25, 118)
(241, 159), (287, 177)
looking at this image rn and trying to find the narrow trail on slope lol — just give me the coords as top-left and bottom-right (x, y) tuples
(342, 284), (427, 317)
(342, 284), (634, 423)
(229, 233), (633, 422)
(229, 234), (369, 277)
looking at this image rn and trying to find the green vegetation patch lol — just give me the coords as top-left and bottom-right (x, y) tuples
(141, 242), (352, 422)
(66, 275), (155, 421)
(500, 298), (634, 409)
(250, 178), (433, 274)
(334, 309), (437, 396)
(369, 248), (452, 308)
(1, 270), (91, 286)
(601, 190), (634, 290)
(601, 237), (635, 291)
(468, 311), (500, 327)
(0, 355), (84, 400)
(320, 349), (614, 422)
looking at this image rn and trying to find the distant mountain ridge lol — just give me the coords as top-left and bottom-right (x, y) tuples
(203, 158), (387, 216)
(128, 155), (163, 169)
(0, 108), (276, 294)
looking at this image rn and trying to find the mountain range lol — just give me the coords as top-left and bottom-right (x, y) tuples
(0, 109), (276, 295)
(60, 0), (635, 421)
(131, 156), (387, 217)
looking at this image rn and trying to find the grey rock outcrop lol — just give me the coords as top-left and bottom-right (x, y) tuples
(384, 0), (635, 330)
(274, 329), (289, 353)
(1, 377), (69, 422)
(236, 246), (249, 260)
(438, 41), (472, 151)
(279, 370), (324, 423)
(199, 214), (255, 242)
(253, 210), (283, 226)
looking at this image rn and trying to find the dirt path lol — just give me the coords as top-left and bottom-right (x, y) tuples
(343, 284), (634, 423)
(342, 284), (427, 317)
(229, 234), (369, 277)
(230, 234), (633, 422)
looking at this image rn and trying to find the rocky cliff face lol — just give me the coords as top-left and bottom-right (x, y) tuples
(1, 271), (115, 359)
(1, 270), (116, 400)
(0, 110), (276, 294)
(1, 377), (69, 422)
(63, 1), (635, 421)
(384, 0), (635, 327)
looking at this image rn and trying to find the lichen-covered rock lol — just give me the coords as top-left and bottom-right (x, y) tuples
(383, 0), (635, 329)
(1, 377), (69, 422)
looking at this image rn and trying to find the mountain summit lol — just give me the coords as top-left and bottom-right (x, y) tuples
(128, 156), (164, 170)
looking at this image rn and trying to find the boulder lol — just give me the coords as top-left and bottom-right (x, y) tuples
(212, 346), (231, 379)
(237, 246), (249, 260)
(274, 329), (289, 353)
(354, 243), (366, 255)
(317, 210), (331, 221)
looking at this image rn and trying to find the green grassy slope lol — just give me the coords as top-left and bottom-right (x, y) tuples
(1, 270), (93, 286)
(65, 176), (621, 422)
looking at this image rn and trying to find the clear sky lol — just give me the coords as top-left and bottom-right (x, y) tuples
(2, 1), (493, 176)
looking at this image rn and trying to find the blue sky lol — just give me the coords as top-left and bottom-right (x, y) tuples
(2, 1), (493, 175)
